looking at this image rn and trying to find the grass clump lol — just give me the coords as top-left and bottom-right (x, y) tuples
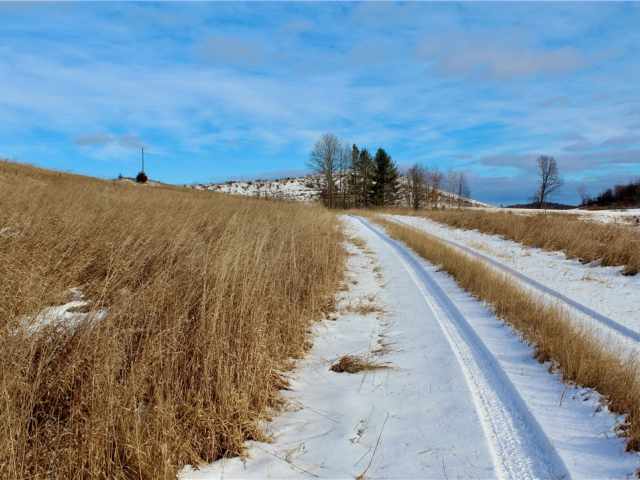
(0, 160), (344, 479)
(374, 217), (640, 452)
(330, 355), (388, 374)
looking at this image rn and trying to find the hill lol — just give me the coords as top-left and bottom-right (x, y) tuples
(192, 174), (491, 208)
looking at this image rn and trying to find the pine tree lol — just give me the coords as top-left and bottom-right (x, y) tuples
(372, 148), (399, 206)
(353, 148), (375, 208)
(349, 144), (360, 207)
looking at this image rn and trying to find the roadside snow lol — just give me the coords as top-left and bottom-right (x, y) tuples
(478, 207), (640, 226)
(181, 216), (639, 479)
(361, 217), (639, 479)
(388, 214), (640, 342)
(181, 220), (496, 479)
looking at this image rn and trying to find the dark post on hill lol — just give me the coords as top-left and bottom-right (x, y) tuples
(136, 146), (148, 183)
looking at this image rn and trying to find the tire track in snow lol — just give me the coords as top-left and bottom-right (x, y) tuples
(388, 214), (640, 346)
(355, 216), (570, 480)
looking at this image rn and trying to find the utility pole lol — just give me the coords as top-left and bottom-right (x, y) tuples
(135, 145), (148, 183)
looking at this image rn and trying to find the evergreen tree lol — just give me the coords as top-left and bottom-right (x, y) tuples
(349, 144), (360, 206)
(372, 148), (399, 206)
(353, 148), (375, 208)
(351, 144), (360, 165)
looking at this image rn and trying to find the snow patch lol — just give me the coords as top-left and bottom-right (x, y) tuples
(21, 288), (107, 334)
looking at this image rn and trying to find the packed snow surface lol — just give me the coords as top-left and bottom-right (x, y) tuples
(181, 216), (638, 479)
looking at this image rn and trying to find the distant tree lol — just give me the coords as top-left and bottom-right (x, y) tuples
(451, 172), (470, 207)
(135, 171), (148, 183)
(427, 170), (443, 208)
(445, 171), (470, 207)
(533, 155), (562, 208)
(348, 144), (360, 206)
(353, 148), (376, 208)
(445, 171), (458, 207)
(308, 133), (340, 208)
(336, 142), (352, 208)
(584, 178), (640, 208)
(577, 184), (590, 206)
(372, 148), (399, 207)
(405, 164), (427, 210)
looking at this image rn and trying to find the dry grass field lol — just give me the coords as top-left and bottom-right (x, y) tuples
(374, 217), (640, 452)
(397, 209), (640, 275)
(0, 161), (344, 479)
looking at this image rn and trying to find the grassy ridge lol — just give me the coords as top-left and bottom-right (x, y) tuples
(374, 217), (640, 452)
(400, 209), (640, 275)
(0, 161), (344, 479)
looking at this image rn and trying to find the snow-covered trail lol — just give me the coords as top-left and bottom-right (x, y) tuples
(386, 214), (640, 353)
(181, 216), (639, 480)
(353, 217), (568, 480)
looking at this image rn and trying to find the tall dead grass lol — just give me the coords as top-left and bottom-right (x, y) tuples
(0, 160), (344, 479)
(399, 209), (640, 275)
(374, 217), (640, 451)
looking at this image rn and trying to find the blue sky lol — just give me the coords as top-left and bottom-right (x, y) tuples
(1, 2), (639, 205)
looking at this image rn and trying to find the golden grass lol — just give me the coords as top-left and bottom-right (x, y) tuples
(391, 208), (640, 275)
(374, 217), (640, 452)
(0, 160), (344, 479)
(329, 355), (388, 374)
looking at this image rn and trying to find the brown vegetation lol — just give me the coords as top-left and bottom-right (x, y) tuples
(401, 209), (640, 275)
(374, 217), (640, 452)
(0, 160), (344, 479)
(330, 355), (388, 374)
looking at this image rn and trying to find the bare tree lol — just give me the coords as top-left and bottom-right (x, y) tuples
(336, 142), (352, 208)
(308, 133), (340, 208)
(577, 184), (590, 206)
(405, 164), (427, 210)
(427, 170), (443, 209)
(455, 172), (470, 207)
(445, 171), (471, 207)
(533, 155), (562, 208)
(446, 171), (457, 207)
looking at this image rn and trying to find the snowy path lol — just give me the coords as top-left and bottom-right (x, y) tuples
(386, 214), (640, 353)
(181, 216), (639, 480)
(354, 217), (568, 480)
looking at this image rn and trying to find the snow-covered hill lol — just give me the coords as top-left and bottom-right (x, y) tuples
(192, 176), (322, 202)
(192, 174), (490, 208)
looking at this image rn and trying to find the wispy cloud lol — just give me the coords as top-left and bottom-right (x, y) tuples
(0, 2), (638, 201)
(417, 35), (585, 79)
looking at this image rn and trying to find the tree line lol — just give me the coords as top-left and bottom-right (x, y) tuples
(308, 133), (471, 209)
(580, 179), (640, 208)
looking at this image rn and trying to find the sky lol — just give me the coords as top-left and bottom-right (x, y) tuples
(1, 2), (639, 205)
